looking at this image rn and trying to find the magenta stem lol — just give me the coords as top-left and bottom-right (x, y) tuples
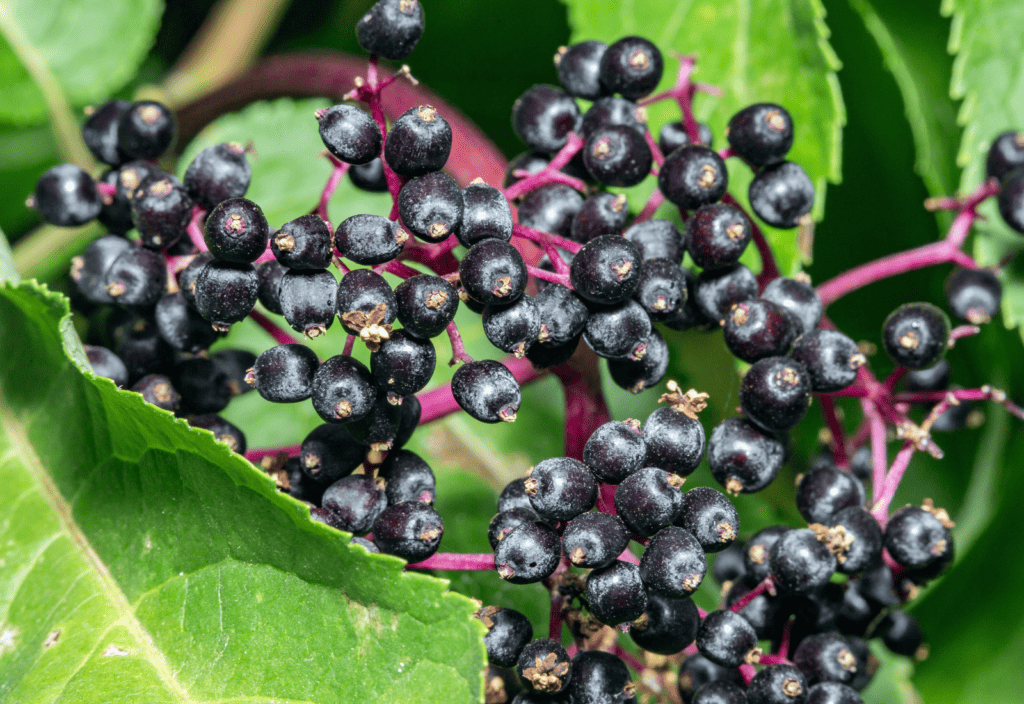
(722, 193), (781, 286)
(343, 334), (355, 356)
(948, 324), (981, 346)
(554, 362), (612, 460)
(739, 664), (756, 686)
(377, 258), (421, 279)
(416, 355), (547, 425)
(244, 444), (300, 462)
(187, 205), (208, 252)
(617, 545), (640, 566)
(597, 483), (617, 514)
(445, 320), (475, 365)
(613, 645), (646, 672)
(717, 146), (735, 160)
(503, 133), (585, 201)
(542, 239), (571, 275)
(730, 577), (773, 613)
(818, 396), (849, 467)
(406, 552), (494, 570)
(315, 156), (350, 221)
(635, 188), (665, 223)
(872, 441), (916, 521)
(864, 399), (888, 505)
(777, 617), (794, 659)
(758, 654), (792, 666)
(527, 265), (572, 286)
(249, 310), (302, 345)
(513, 224), (583, 255)
(644, 128), (665, 168)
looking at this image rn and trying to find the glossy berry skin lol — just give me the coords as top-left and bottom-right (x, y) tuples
(724, 299), (799, 363)
(117, 101), (175, 159)
(132, 374), (181, 412)
(512, 84), (582, 154)
(494, 521), (561, 584)
(556, 41), (609, 100)
(687, 203), (752, 271)
(249, 344), (319, 403)
(583, 299), (652, 361)
(398, 171), (463, 243)
(349, 157), (389, 192)
(747, 664), (808, 704)
(183, 142), (251, 210)
(395, 274), (458, 339)
(986, 131), (1024, 180)
(629, 592), (700, 655)
(677, 487), (740, 553)
(829, 507), (883, 574)
(84, 345), (129, 387)
(692, 682), (748, 704)
(749, 162), (815, 229)
(806, 683), (863, 704)
(571, 235), (642, 305)
(104, 248), (167, 309)
(569, 650), (634, 704)
(317, 104), (381, 165)
(678, 655), (745, 704)
(727, 103), (795, 167)
(204, 197), (270, 263)
(694, 263), (758, 323)
(791, 329), (863, 392)
(452, 359), (522, 423)
(321, 475), (387, 535)
(498, 477), (535, 514)
(154, 292), (221, 352)
(356, 0), (424, 60)
(697, 610), (759, 668)
(483, 295), (541, 357)
(336, 213), (408, 265)
(109, 311), (172, 383)
(372, 501), (443, 562)
(517, 639), (573, 696)
(660, 121), (714, 153)
(609, 327), (670, 394)
(561, 512), (630, 568)
(371, 330), (436, 401)
(622, 219), (684, 264)
(255, 259), (286, 314)
(644, 406), (706, 477)
(280, 270), (337, 337)
(458, 181), (514, 247)
(345, 395), (404, 450)
(659, 146), (729, 210)
(70, 235), (133, 304)
(881, 302), (950, 370)
(384, 105), (452, 177)
(336, 268), (397, 334)
(599, 36), (663, 99)
(634, 259), (688, 319)
(174, 358), (233, 414)
(378, 450), (435, 506)
(874, 612), (923, 657)
(272, 214), (332, 270)
(580, 96), (646, 140)
(743, 526), (790, 583)
(571, 192), (628, 243)
(586, 559), (648, 626)
(526, 457), (597, 522)
(216, 347), (258, 396)
(310, 355), (375, 423)
(83, 100), (130, 165)
(535, 284), (589, 346)
(96, 169), (134, 234)
(640, 526), (707, 597)
(884, 505), (952, 570)
(944, 267), (1002, 323)
(793, 633), (858, 686)
(615, 468), (686, 537)
(796, 466), (866, 525)
(460, 239), (527, 306)
(33, 164), (101, 226)
(762, 277), (823, 335)
(584, 419), (646, 484)
(740, 356), (812, 434)
(130, 177), (193, 250)
(519, 184), (584, 237)
(188, 414), (246, 453)
(300, 424), (365, 482)
(583, 124), (653, 187)
(769, 528), (837, 595)
(476, 606), (533, 669)
(708, 417), (786, 494)
(488, 508), (541, 550)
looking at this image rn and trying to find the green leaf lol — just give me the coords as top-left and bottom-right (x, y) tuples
(0, 225), (19, 285)
(563, 0), (845, 274)
(0, 0), (162, 126)
(943, 0), (1024, 333)
(0, 281), (486, 703)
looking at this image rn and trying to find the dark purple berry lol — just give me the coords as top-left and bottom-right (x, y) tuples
(640, 525), (707, 597)
(519, 183), (584, 237)
(477, 606), (534, 669)
(517, 639), (573, 695)
(583, 419), (646, 484)
(300, 423), (366, 482)
(571, 192), (628, 243)
(713, 545), (747, 585)
(183, 141), (251, 210)
(459, 239), (528, 306)
(749, 161), (814, 229)
(677, 487), (739, 553)
(762, 277), (823, 335)
(696, 610), (759, 668)
(280, 269), (337, 337)
(248, 343), (319, 403)
(740, 356), (812, 433)
(580, 96), (646, 140)
(881, 302), (950, 370)
(154, 292), (221, 352)
(355, 0), (424, 60)
(70, 235), (133, 304)
(255, 259), (286, 314)
(561, 512), (630, 569)
(498, 477), (534, 513)
(110, 311), (172, 383)
(724, 299), (799, 363)
(174, 357), (233, 413)
(884, 504), (953, 570)
(568, 650), (634, 704)
(694, 263), (758, 323)
(608, 327), (669, 393)
(489, 508), (541, 550)
(495, 521), (562, 584)
(457, 181), (514, 247)
(378, 449), (435, 505)
(743, 526), (790, 584)
(104, 247), (167, 309)
(796, 466), (866, 524)
(483, 295), (541, 357)
(188, 414), (246, 453)
(204, 197), (269, 263)
(527, 335), (581, 368)
(622, 219), (685, 264)
(96, 169), (134, 234)
(708, 418), (786, 494)
(793, 633), (859, 686)
(346, 395), (405, 450)
(525, 457), (597, 521)
(272, 214), (332, 270)
(349, 157), (389, 192)
(512, 84), (583, 154)
(132, 374), (181, 412)
(322, 475), (387, 535)
(659, 146), (728, 210)
(616, 468), (687, 537)
(317, 104), (381, 164)
(769, 528), (836, 595)
(583, 299), (652, 361)
(311, 354), (377, 422)
(395, 274), (458, 338)
(873, 611), (923, 658)
(130, 176), (193, 250)
(398, 171), (463, 243)
(583, 124), (652, 187)
(686, 203), (752, 270)
(678, 655), (745, 704)
(384, 105), (452, 177)
(336, 213), (409, 264)
(791, 329), (864, 392)
(660, 121), (714, 153)
(599, 36), (663, 100)
(746, 664), (808, 704)
(692, 681), (747, 704)
(84, 344), (129, 387)
(806, 683), (863, 704)
(371, 330), (436, 401)
(644, 406), (706, 477)
(33, 164), (101, 226)
(372, 501), (443, 562)
(117, 101), (175, 159)
(336, 268), (397, 336)
(828, 507), (883, 574)
(571, 235), (642, 305)
(534, 283), (589, 346)
(634, 259), (688, 319)
(83, 100), (130, 166)
(586, 559), (648, 625)
(727, 104), (795, 167)
(555, 41), (609, 100)
(629, 592), (700, 655)
(944, 267), (1002, 324)
(986, 130), (1024, 180)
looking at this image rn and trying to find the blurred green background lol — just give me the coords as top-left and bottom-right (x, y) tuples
(2, 0), (1022, 701)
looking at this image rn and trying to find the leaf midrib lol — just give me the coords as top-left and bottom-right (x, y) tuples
(0, 401), (195, 704)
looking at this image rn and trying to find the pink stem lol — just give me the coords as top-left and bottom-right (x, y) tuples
(377, 258), (421, 279)
(187, 205), (209, 252)
(554, 361), (612, 460)
(616, 545), (639, 566)
(613, 645), (646, 672)
(249, 310), (302, 345)
(527, 265), (572, 287)
(717, 147), (735, 160)
(244, 444), (300, 462)
(597, 483), (617, 514)
(96, 180), (117, 199)
(696, 606), (708, 619)
(416, 355), (547, 425)
(739, 664), (756, 686)
(729, 577), (773, 613)
(883, 367), (907, 392)
(864, 399), (888, 505)
(445, 320), (475, 365)
(512, 168), (588, 193)
(635, 188), (665, 223)
(722, 193), (781, 286)
(315, 155), (350, 221)
(872, 441), (916, 521)
(777, 617), (794, 659)
(644, 128), (665, 168)
(758, 654), (793, 666)
(892, 387), (1024, 422)
(343, 334), (355, 356)
(503, 132), (585, 201)
(513, 224), (583, 255)
(549, 591), (564, 640)
(948, 324), (981, 347)
(818, 396), (849, 467)
(406, 552), (494, 570)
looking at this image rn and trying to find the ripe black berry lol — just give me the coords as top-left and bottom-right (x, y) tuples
(608, 327), (670, 393)
(769, 528), (837, 595)
(873, 611), (923, 657)
(583, 124), (652, 187)
(517, 639), (573, 695)
(371, 330), (436, 401)
(749, 161), (815, 229)
(498, 477), (534, 514)
(345, 395), (404, 450)
(696, 609), (759, 668)
(713, 545), (747, 585)
(583, 298), (652, 361)
(740, 356), (812, 433)
(395, 274), (458, 338)
(384, 105), (452, 177)
(85, 344), (129, 387)
(629, 592), (699, 655)
(104, 247), (167, 309)
(694, 263), (758, 322)
(96, 169), (134, 234)
(555, 41), (609, 100)
(459, 239), (527, 306)
(583, 419), (646, 484)
(194, 260), (259, 330)
(580, 96), (646, 140)
(644, 406), (706, 477)
(271, 214), (332, 270)
(686, 203), (753, 270)
(188, 414), (246, 453)
(944, 267), (1002, 323)
(828, 507), (883, 574)
(83, 100), (130, 166)
(477, 606), (534, 669)
(724, 299), (799, 363)
(743, 526), (790, 583)
(154, 292), (220, 352)
(986, 130), (1024, 180)
(659, 146), (728, 211)
(762, 276), (823, 335)
(356, 0), (424, 60)
(881, 302), (950, 370)
(451, 359), (521, 423)
(639, 525), (707, 597)
(249, 343), (319, 403)
(317, 104), (381, 165)
(458, 181), (514, 247)
(70, 235), (133, 304)
(746, 664), (808, 704)
(806, 683), (863, 704)
(483, 295), (541, 357)
(708, 417), (786, 494)
(130, 176), (193, 250)
(183, 142), (251, 210)
(569, 650), (634, 704)
(488, 507), (540, 550)
(398, 171), (463, 243)
(793, 632), (858, 686)
(336, 213), (409, 264)
(634, 259), (689, 319)
(534, 283), (589, 346)
(586, 559), (648, 626)
(213, 350), (256, 397)
(336, 268), (397, 337)
(377, 450), (434, 505)
(33, 164), (101, 226)
(796, 466), (866, 524)
(117, 101), (175, 159)
(571, 192), (629, 243)
(204, 197), (270, 263)
(372, 501), (443, 562)
(495, 521), (561, 584)
(519, 184), (585, 237)
(570, 235), (642, 305)
(132, 374), (181, 412)
(512, 84), (583, 154)
(525, 457), (597, 521)
(660, 121), (714, 153)
(692, 682), (747, 704)
(322, 474), (387, 534)
(174, 357), (233, 413)
(678, 655), (745, 704)
(676, 487), (740, 553)
(791, 329), (864, 392)
(727, 103), (795, 167)
(599, 36), (663, 100)
(300, 423), (366, 482)
(884, 503), (953, 570)
(561, 512), (630, 568)
(615, 468), (686, 537)
(255, 259), (286, 315)
(110, 311), (172, 383)
(280, 269), (337, 337)
(349, 157), (389, 192)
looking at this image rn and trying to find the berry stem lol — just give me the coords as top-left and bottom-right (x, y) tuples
(863, 399), (889, 506)
(360, 57), (404, 211)
(739, 664), (756, 686)
(948, 324), (981, 347)
(315, 154), (350, 222)
(526, 265), (572, 287)
(721, 193), (781, 286)
(342, 334), (355, 357)
(249, 310), (302, 345)
(613, 645), (646, 673)
(818, 396), (849, 467)
(872, 441), (916, 521)
(187, 205), (209, 252)
(95, 180), (117, 200)
(542, 238), (571, 275)
(444, 320), (475, 365)
(513, 224), (583, 255)
(893, 386), (1024, 419)
(644, 128), (665, 168)
(777, 616), (794, 659)
(375, 258), (421, 279)
(502, 132), (585, 201)
(641, 55), (704, 144)
(717, 146), (736, 160)
(244, 444), (300, 462)
(553, 359), (612, 460)
(634, 188), (665, 223)
(597, 483), (617, 515)
(757, 654), (793, 666)
(416, 355), (546, 425)
(405, 552), (494, 570)
(729, 576), (773, 613)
